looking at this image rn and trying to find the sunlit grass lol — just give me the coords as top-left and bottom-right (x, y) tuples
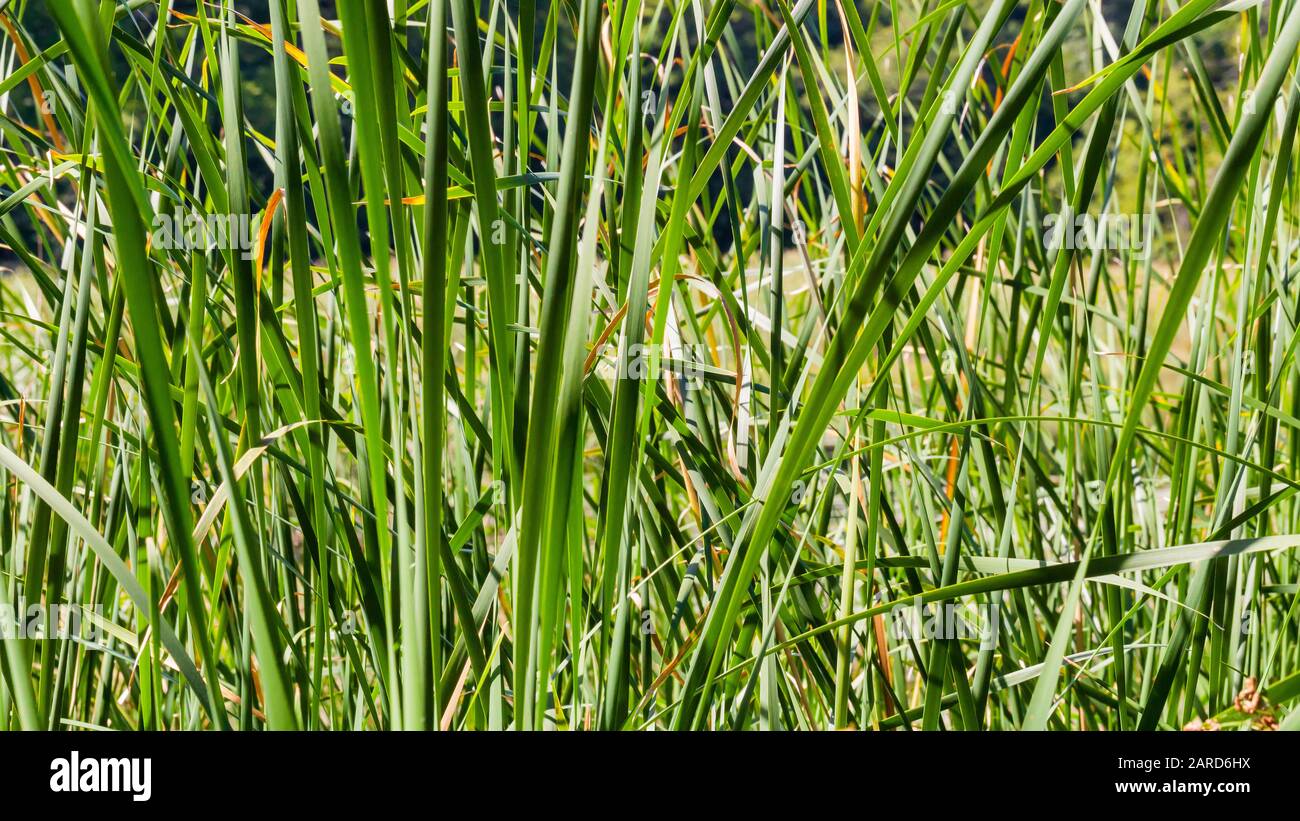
(0, 0), (1299, 730)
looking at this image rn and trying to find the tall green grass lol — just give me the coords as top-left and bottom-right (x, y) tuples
(1, 0), (1299, 730)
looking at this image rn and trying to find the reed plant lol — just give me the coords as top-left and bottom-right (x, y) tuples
(0, 0), (1298, 730)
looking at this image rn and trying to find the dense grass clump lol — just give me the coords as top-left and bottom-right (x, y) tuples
(1, 0), (1299, 730)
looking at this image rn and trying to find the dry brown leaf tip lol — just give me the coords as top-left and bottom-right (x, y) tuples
(1181, 717), (1220, 731)
(1234, 677), (1262, 715)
